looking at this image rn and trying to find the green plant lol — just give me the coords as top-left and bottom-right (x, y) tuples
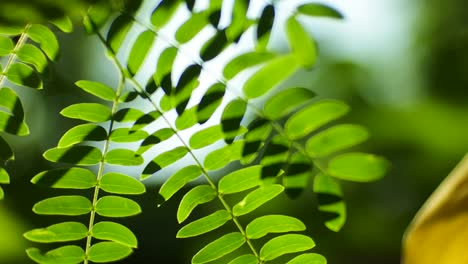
(0, 1), (389, 263)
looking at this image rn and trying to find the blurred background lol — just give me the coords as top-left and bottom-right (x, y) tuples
(1, 0), (467, 263)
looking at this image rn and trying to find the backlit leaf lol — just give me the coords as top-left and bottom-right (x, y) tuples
(100, 173), (145, 195)
(150, 0), (181, 28)
(58, 124), (107, 148)
(43, 146), (102, 165)
(0, 87), (24, 119)
(16, 44), (48, 72)
(177, 210), (231, 238)
(26, 246), (85, 264)
(246, 215), (306, 239)
(96, 196), (141, 217)
(114, 108), (145, 122)
(218, 165), (262, 194)
(243, 55), (299, 99)
(137, 128), (174, 155)
(92, 221), (138, 248)
(228, 254), (258, 264)
(128, 30), (155, 75)
(104, 149), (143, 166)
(158, 165), (202, 201)
(233, 184), (284, 216)
(31, 168), (97, 189)
(204, 141), (243, 170)
(260, 234), (315, 261)
(287, 253), (326, 264)
(223, 52), (276, 80)
(328, 153), (389, 182)
(142, 147), (188, 178)
(24, 222), (88, 243)
(197, 83), (225, 124)
(177, 185), (217, 223)
(285, 100), (349, 140)
(60, 103), (111, 123)
(297, 3), (344, 19)
(27, 24), (59, 60)
(109, 128), (148, 143)
(0, 36), (14, 56)
(314, 173), (346, 232)
(175, 12), (208, 44)
(286, 17), (317, 68)
(0, 168), (10, 184)
(264, 88), (315, 120)
(33, 195), (92, 216)
(0, 136), (13, 160)
(88, 242), (132, 263)
(75, 80), (116, 101)
(221, 99), (246, 143)
(189, 125), (223, 149)
(6, 62), (42, 89)
(192, 232), (245, 264)
(107, 15), (133, 53)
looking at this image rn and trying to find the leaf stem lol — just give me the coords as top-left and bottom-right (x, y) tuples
(0, 24), (30, 88)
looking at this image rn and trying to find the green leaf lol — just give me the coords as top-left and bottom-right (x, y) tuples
(177, 185), (217, 223)
(197, 83), (225, 124)
(189, 125), (223, 149)
(92, 221), (138, 248)
(192, 232), (245, 264)
(260, 234), (315, 261)
(109, 128), (148, 143)
(246, 215), (305, 239)
(297, 3), (344, 19)
(16, 44), (47, 73)
(95, 196), (141, 217)
(314, 173), (346, 232)
(286, 17), (317, 68)
(233, 184), (284, 216)
(204, 141), (243, 170)
(175, 12), (208, 43)
(0, 167), (10, 184)
(228, 254), (258, 264)
(150, 0), (181, 28)
(107, 15), (133, 53)
(175, 106), (198, 130)
(75, 80), (116, 101)
(327, 153), (389, 182)
(0, 36), (14, 56)
(115, 108), (145, 122)
(58, 124), (107, 148)
(243, 55), (299, 99)
(0, 25), (23, 35)
(88, 242), (132, 263)
(33, 195), (92, 216)
(158, 165), (202, 201)
(104, 149), (143, 166)
(0, 111), (29, 135)
(200, 29), (229, 61)
(131, 111), (161, 131)
(177, 210), (231, 238)
(287, 253), (326, 264)
(285, 100), (350, 140)
(128, 30), (155, 75)
(153, 47), (177, 92)
(256, 5), (275, 50)
(43, 146), (102, 165)
(221, 99), (246, 142)
(26, 246), (85, 264)
(51, 16), (73, 33)
(60, 103), (112, 123)
(6, 62), (42, 89)
(27, 24), (59, 60)
(137, 128), (174, 155)
(0, 87), (24, 119)
(264, 88), (315, 120)
(31, 168), (97, 189)
(0, 186), (3, 200)
(223, 52), (277, 80)
(142, 147), (188, 178)
(24, 222), (88, 243)
(100, 173), (145, 195)
(218, 165), (262, 194)
(306, 124), (369, 158)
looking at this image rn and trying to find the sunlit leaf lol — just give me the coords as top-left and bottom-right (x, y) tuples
(158, 165), (202, 201)
(243, 55), (299, 99)
(256, 5), (275, 49)
(114, 108), (145, 122)
(0, 36), (14, 56)
(264, 88), (315, 120)
(88, 242), (132, 263)
(260, 234), (315, 261)
(95, 196), (141, 217)
(192, 232), (245, 264)
(128, 30), (155, 75)
(175, 12), (208, 44)
(189, 125), (223, 149)
(109, 128), (148, 143)
(0, 87), (24, 119)
(107, 15), (133, 53)
(233, 184), (284, 216)
(175, 106), (198, 130)
(200, 29), (229, 61)
(221, 99), (246, 143)
(60, 103), (111, 123)
(197, 83), (225, 124)
(26, 246), (85, 264)
(75, 80), (116, 101)
(27, 24), (59, 60)
(33, 195), (92, 216)
(92, 221), (138, 248)
(286, 17), (317, 68)
(153, 47), (177, 93)
(100, 173), (145, 195)
(218, 165), (262, 194)
(314, 173), (346, 232)
(0, 167), (10, 184)
(142, 147), (188, 178)
(177, 210), (231, 238)
(43, 146), (102, 165)
(204, 141), (243, 170)
(246, 215), (306, 239)
(104, 149), (143, 166)
(31, 168), (97, 189)
(6, 62), (42, 89)
(327, 153), (389, 182)
(51, 16), (73, 33)
(58, 124), (107, 148)
(0, 111), (29, 135)
(285, 100), (349, 140)
(137, 128), (174, 155)
(297, 3), (344, 19)
(223, 52), (276, 80)
(306, 124), (368, 158)
(228, 254), (258, 264)
(177, 185), (217, 223)
(150, 0), (181, 28)
(24, 222), (88, 243)
(287, 253), (326, 264)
